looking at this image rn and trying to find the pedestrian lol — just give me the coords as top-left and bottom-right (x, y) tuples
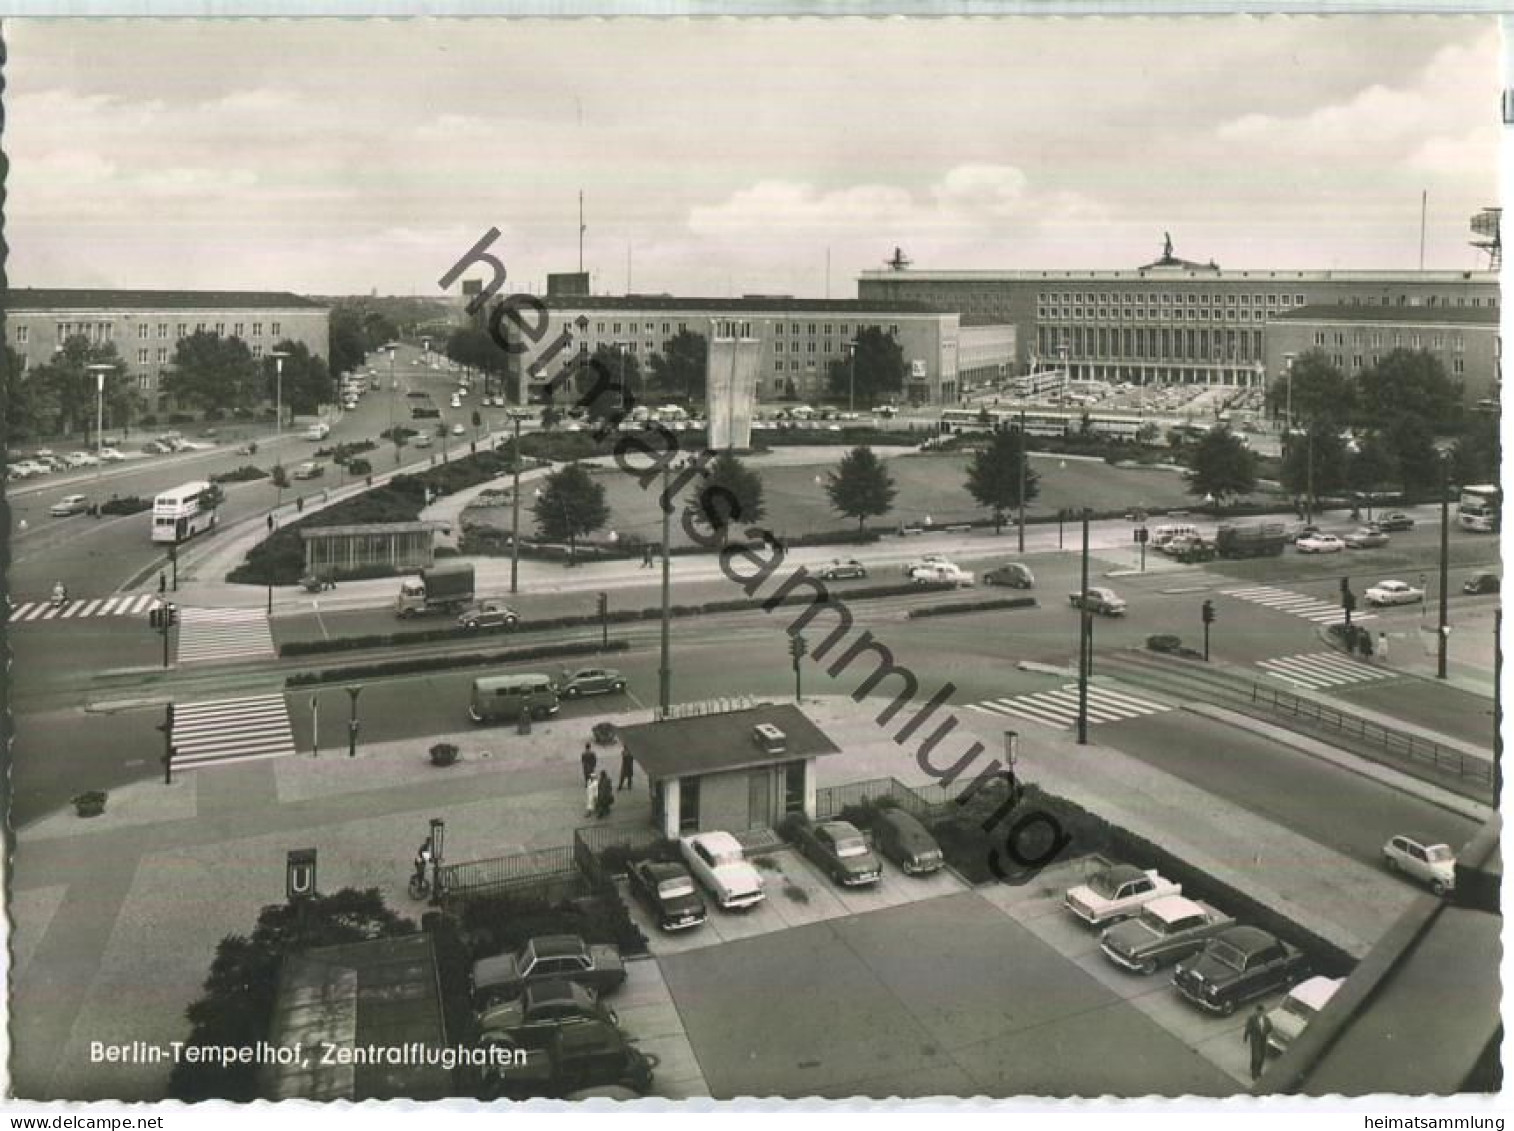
(594, 770), (615, 819)
(580, 742), (597, 784)
(1377, 631), (1390, 664)
(1357, 629), (1374, 661)
(1243, 1004), (1272, 1081)
(158, 571), (167, 595)
(296, 496), (304, 513)
(584, 773), (598, 817)
(642, 544), (653, 569)
(618, 748), (634, 791)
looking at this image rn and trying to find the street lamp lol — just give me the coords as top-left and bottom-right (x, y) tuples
(510, 413), (523, 594)
(86, 362), (116, 514)
(346, 685), (363, 759)
(270, 349), (290, 448)
(384, 342), (400, 464)
(847, 340), (858, 415)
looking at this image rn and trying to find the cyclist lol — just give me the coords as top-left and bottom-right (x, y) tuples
(413, 837), (434, 888)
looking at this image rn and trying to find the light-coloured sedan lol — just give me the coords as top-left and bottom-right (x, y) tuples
(680, 831), (765, 910)
(1365, 579), (1424, 607)
(1382, 834), (1456, 895)
(1296, 533), (1345, 554)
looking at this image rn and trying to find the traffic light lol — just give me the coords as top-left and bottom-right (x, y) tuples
(1340, 577), (1356, 614)
(149, 604), (163, 629)
(1201, 599), (1216, 625)
(789, 634), (809, 665)
(597, 591), (608, 618)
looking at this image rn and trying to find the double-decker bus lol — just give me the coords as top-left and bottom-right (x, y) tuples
(938, 407), (1145, 440)
(1458, 484), (1501, 533)
(151, 480), (218, 544)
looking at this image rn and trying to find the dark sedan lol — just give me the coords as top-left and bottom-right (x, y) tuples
(870, 807), (945, 876)
(1464, 572), (1500, 595)
(626, 860), (708, 931)
(791, 818), (882, 886)
(1172, 925), (1308, 1016)
(556, 668), (627, 698)
(476, 979), (617, 1049)
(1375, 511), (1416, 532)
(815, 558), (868, 582)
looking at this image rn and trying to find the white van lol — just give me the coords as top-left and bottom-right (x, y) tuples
(1151, 523), (1201, 550)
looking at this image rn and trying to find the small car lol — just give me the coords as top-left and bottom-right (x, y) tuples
(1344, 526), (1389, 549)
(680, 830), (764, 910)
(413, 434), (433, 448)
(291, 461), (324, 480)
(451, 395), (463, 409)
(1463, 572), (1500, 596)
(476, 1018), (655, 1101)
(556, 668), (627, 698)
(471, 935), (626, 1009)
(902, 553), (951, 578)
(458, 600), (520, 630)
(625, 860), (707, 931)
(65, 451), (98, 467)
(789, 818), (883, 887)
(1375, 511), (1415, 532)
(1266, 976), (1345, 1055)
(1172, 926), (1309, 1016)
(1099, 895), (1234, 975)
(1295, 533), (1344, 554)
(1365, 579), (1423, 608)
(1285, 523), (1321, 545)
(1068, 587), (1127, 616)
(452, 423), (466, 436)
(1065, 865), (1180, 928)
(1382, 833), (1456, 895)
(983, 562), (1035, 589)
(910, 562), (974, 587)
(869, 807), (945, 876)
(97, 447), (126, 462)
(476, 979), (617, 1049)
(816, 558), (868, 582)
(49, 494), (91, 517)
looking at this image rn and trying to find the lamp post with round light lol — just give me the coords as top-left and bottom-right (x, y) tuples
(86, 362), (117, 515)
(270, 349), (290, 448)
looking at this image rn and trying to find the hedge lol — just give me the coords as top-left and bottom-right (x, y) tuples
(211, 465), (269, 484)
(454, 879), (649, 963)
(285, 637), (629, 685)
(906, 596), (1037, 619)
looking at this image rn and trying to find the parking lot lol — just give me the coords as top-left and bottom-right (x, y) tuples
(617, 847), (1296, 1098)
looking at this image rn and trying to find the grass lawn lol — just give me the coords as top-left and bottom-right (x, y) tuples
(469, 449), (1245, 549)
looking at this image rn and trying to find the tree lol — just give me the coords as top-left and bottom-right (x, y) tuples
(1449, 412), (1500, 487)
(265, 340), (333, 418)
(1278, 425), (1348, 511)
(647, 329), (708, 403)
(965, 427), (1040, 534)
(825, 326), (905, 408)
(1267, 349), (1356, 426)
(1185, 427), (1256, 506)
(25, 335), (126, 439)
(699, 451), (766, 544)
(533, 462), (610, 565)
(328, 307), (369, 377)
(571, 345), (643, 424)
(445, 326), (511, 396)
(161, 332), (260, 413)
(3, 344), (59, 441)
(825, 446), (898, 532)
(1357, 349), (1462, 431)
(1346, 431), (1396, 502)
(167, 888), (416, 1101)
(1385, 413), (1443, 503)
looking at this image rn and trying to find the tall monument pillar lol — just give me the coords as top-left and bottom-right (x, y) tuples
(708, 333), (762, 450)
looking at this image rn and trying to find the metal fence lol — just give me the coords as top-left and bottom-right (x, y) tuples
(1249, 683), (1493, 788)
(440, 843), (580, 899)
(814, 776), (961, 821)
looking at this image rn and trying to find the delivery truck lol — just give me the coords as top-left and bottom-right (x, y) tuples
(1214, 522), (1287, 560)
(395, 561), (475, 618)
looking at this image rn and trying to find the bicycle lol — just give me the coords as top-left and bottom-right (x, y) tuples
(408, 869), (432, 901)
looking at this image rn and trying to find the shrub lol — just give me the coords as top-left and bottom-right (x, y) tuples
(347, 458), (372, 476)
(203, 407), (225, 422)
(455, 883), (647, 961)
(429, 743), (460, 767)
(777, 812), (811, 843)
(211, 465), (268, 484)
(906, 596), (1037, 619)
(168, 413), (195, 426)
(1146, 633), (1183, 654)
(597, 838), (678, 878)
(285, 637), (629, 686)
(139, 414), (158, 427)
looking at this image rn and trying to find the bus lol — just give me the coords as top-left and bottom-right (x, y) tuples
(937, 408), (1145, 440)
(1458, 484), (1501, 533)
(151, 480), (218, 544)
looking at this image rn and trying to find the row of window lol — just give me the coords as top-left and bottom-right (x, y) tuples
(1037, 326), (1266, 363)
(583, 319), (899, 338)
(1330, 353), (1468, 375)
(23, 320), (284, 346)
(1042, 291), (1308, 308)
(1040, 306), (1277, 324)
(1313, 330), (1467, 351)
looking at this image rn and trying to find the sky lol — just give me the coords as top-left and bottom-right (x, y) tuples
(5, 16), (1503, 300)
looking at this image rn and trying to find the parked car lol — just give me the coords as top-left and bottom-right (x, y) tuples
(1173, 926), (1308, 1016)
(1375, 511), (1416, 532)
(1463, 572), (1501, 595)
(982, 562), (1036, 589)
(680, 830), (764, 910)
(49, 494), (92, 517)
(1285, 523), (1321, 545)
(1068, 587), (1127, 616)
(1365, 579), (1424, 607)
(1266, 976), (1345, 1055)
(1098, 895), (1235, 975)
(1065, 865), (1181, 928)
(292, 461), (324, 480)
(471, 935), (626, 1010)
(457, 600), (520, 630)
(910, 562), (974, 587)
(815, 558), (868, 582)
(65, 451), (98, 467)
(1295, 533), (1344, 554)
(476, 1018), (655, 1101)
(1344, 526), (1389, 549)
(789, 818), (883, 887)
(625, 860), (708, 932)
(1382, 833), (1457, 895)
(902, 553), (951, 578)
(556, 667), (627, 698)
(869, 807), (945, 876)
(11, 460), (49, 478)
(452, 423), (466, 436)
(97, 447), (126, 462)
(413, 434), (433, 448)
(476, 979), (617, 1049)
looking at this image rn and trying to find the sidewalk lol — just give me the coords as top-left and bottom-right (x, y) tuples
(10, 692), (1442, 1100)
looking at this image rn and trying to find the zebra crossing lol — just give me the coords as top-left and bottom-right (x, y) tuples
(1257, 652), (1395, 691)
(967, 684), (1174, 729)
(171, 694), (296, 770)
(8, 593), (161, 623)
(1220, 584), (1377, 627)
(176, 607), (277, 666)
